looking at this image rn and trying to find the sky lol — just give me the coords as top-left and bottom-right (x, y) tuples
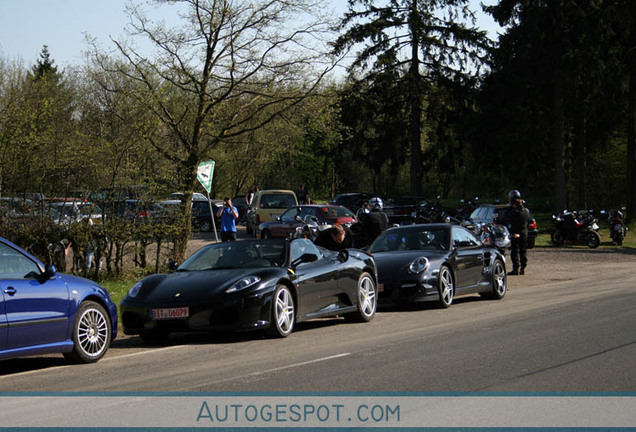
(0, 0), (499, 70)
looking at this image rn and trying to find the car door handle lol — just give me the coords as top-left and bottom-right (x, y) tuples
(4, 287), (17, 296)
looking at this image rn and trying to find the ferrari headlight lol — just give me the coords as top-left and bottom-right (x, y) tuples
(226, 275), (261, 293)
(128, 282), (142, 298)
(408, 257), (429, 274)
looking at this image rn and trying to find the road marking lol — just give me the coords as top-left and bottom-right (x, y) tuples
(0, 345), (186, 380)
(246, 353), (351, 377)
(185, 352), (352, 389)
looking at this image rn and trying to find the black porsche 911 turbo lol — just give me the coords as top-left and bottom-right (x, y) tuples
(368, 223), (507, 308)
(120, 238), (378, 341)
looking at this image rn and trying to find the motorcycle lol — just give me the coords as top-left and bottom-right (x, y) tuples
(550, 210), (601, 248)
(292, 215), (320, 241)
(478, 222), (511, 253)
(607, 209), (628, 246)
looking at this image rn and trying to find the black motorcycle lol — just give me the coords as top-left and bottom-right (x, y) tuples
(550, 210), (601, 248)
(607, 209), (628, 246)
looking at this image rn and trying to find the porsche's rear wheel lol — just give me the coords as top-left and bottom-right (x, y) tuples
(346, 272), (377, 322)
(64, 301), (111, 363)
(269, 285), (295, 337)
(483, 258), (506, 300)
(437, 265), (454, 308)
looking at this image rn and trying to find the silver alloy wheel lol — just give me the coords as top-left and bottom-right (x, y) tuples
(274, 286), (295, 336)
(439, 266), (454, 307)
(358, 274), (377, 319)
(493, 260), (507, 297)
(77, 306), (109, 358)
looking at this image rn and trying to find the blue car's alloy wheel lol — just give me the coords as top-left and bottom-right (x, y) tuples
(64, 301), (112, 363)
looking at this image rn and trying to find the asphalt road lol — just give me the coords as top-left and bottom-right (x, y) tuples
(1, 248), (635, 392)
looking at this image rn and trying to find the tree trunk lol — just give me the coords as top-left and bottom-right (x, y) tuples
(627, 63), (636, 222)
(574, 111), (587, 209)
(408, 1), (422, 196)
(550, 1), (567, 212)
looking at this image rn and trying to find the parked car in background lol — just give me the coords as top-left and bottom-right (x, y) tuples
(469, 204), (539, 248)
(106, 200), (166, 223)
(258, 204), (357, 239)
(192, 198), (223, 232)
(48, 199), (104, 226)
(246, 189), (298, 236)
(383, 196), (429, 224)
(167, 192), (208, 201)
(158, 198), (222, 232)
(331, 192), (374, 213)
(0, 235), (117, 363)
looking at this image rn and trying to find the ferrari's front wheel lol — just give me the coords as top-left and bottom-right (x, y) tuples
(64, 301), (111, 363)
(269, 285), (295, 337)
(346, 272), (377, 323)
(437, 265), (454, 308)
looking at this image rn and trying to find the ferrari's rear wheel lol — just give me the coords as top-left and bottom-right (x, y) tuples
(269, 285), (295, 337)
(483, 258), (506, 300)
(64, 301), (111, 363)
(261, 229), (272, 240)
(346, 272), (377, 322)
(437, 265), (454, 308)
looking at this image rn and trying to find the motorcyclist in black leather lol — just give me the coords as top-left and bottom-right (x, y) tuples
(503, 190), (529, 275)
(363, 197), (389, 245)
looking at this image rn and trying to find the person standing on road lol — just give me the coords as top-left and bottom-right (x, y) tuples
(504, 190), (529, 275)
(216, 197), (239, 242)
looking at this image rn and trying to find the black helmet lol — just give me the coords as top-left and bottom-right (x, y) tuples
(508, 190), (521, 202)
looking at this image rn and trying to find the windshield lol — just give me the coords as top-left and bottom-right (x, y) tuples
(370, 227), (449, 252)
(178, 240), (286, 270)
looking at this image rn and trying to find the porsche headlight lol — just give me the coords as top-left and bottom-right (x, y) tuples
(128, 281), (142, 298)
(226, 275), (262, 293)
(408, 257), (429, 274)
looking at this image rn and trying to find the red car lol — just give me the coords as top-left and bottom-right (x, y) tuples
(258, 205), (357, 239)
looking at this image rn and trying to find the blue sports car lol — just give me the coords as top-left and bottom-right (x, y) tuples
(0, 236), (117, 363)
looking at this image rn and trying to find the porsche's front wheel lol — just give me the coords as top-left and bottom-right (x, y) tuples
(64, 301), (111, 363)
(269, 285), (295, 337)
(437, 265), (454, 308)
(346, 272), (377, 322)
